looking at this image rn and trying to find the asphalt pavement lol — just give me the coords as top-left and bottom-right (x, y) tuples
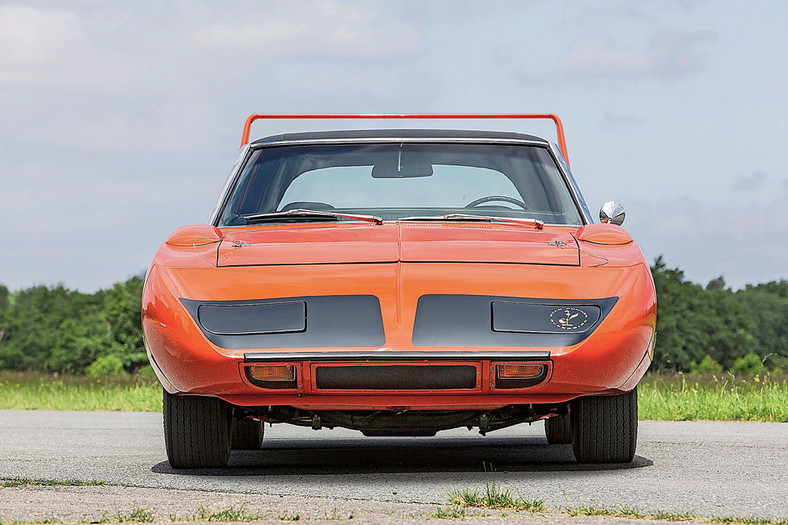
(0, 410), (785, 519)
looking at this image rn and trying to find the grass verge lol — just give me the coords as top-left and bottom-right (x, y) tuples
(0, 372), (160, 412)
(564, 505), (787, 525)
(639, 374), (787, 422)
(445, 484), (787, 524)
(104, 507), (156, 523)
(447, 483), (546, 512)
(429, 506), (485, 518)
(1, 371), (787, 422)
(567, 505), (691, 520)
(1, 478), (108, 488)
(188, 504), (265, 522)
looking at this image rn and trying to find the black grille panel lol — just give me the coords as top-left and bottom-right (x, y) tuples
(315, 365), (477, 390)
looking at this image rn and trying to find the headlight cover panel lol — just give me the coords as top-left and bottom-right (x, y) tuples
(413, 295), (618, 347)
(181, 295), (385, 350)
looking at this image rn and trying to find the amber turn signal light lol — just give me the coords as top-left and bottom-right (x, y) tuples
(248, 364), (296, 381)
(496, 363), (544, 379)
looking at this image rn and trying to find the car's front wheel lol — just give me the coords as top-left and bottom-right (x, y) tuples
(570, 388), (637, 463)
(163, 389), (232, 468)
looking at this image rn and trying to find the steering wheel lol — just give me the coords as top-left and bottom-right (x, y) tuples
(465, 195), (532, 211)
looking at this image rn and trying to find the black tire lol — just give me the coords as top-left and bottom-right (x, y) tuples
(545, 413), (572, 444)
(570, 388), (638, 463)
(231, 417), (264, 450)
(163, 389), (232, 468)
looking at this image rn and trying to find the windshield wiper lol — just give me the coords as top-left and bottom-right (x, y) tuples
(242, 209), (383, 225)
(398, 213), (543, 229)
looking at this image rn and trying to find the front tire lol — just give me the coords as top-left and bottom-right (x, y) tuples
(570, 388), (638, 463)
(163, 389), (232, 468)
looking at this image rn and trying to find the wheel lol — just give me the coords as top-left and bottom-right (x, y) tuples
(465, 195), (532, 210)
(162, 389), (232, 468)
(231, 417), (264, 450)
(570, 388), (638, 463)
(545, 413), (572, 444)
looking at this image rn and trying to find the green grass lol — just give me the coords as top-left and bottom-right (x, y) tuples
(639, 374), (788, 422)
(1, 478), (108, 488)
(709, 517), (788, 525)
(105, 508), (155, 523)
(429, 506), (481, 518)
(446, 487), (787, 525)
(567, 505), (643, 518)
(190, 504), (265, 522)
(1, 371), (786, 422)
(0, 372), (160, 412)
(164, 504), (270, 523)
(563, 505), (787, 524)
(566, 505), (695, 521)
(447, 483), (546, 512)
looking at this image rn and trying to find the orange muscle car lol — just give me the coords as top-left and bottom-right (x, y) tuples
(143, 114), (656, 468)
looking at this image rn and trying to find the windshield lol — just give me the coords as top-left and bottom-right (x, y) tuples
(217, 143), (583, 226)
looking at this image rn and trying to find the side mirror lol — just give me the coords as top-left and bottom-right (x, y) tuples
(599, 201), (626, 226)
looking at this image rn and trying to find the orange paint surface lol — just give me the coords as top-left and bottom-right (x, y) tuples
(143, 221), (656, 410)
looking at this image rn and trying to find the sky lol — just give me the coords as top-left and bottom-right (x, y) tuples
(0, 0), (786, 292)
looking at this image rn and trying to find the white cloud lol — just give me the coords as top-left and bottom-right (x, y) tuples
(180, 2), (423, 60)
(0, 2), (427, 154)
(0, 6), (134, 86)
(0, 1), (784, 293)
(628, 196), (788, 288)
(562, 31), (707, 79)
(602, 113), (645, 128)
(732, 171), (767, 192)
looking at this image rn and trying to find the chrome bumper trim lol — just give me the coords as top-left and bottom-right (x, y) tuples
(243, 350), (551, 362)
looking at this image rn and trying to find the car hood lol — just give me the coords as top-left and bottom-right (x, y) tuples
(217, 223), (580, 266)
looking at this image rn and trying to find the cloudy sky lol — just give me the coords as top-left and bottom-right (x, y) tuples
(1, 0), (786, 292)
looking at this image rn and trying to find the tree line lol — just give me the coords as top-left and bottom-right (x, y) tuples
(0, 276), (146, 376)
(0, 258), (785, 375)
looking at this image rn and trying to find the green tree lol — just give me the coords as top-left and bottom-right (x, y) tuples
(99, 275), (146, 371)
(651, 257), (708, 370)
(0, 284), (9, 347)
(48, 313), (119, 373)
(736, 280), (788, 370)
(706, 276), (727, 291)
(0, 277), (145, 374)
(650, 257), (755, 371)
(0, 284), (92, 371)
(730, 353), (768, 376)
(688, 354), (724, 375)
(0, 284), (9, 315)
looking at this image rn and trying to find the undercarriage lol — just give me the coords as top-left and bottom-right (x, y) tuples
(237, 404), (567, 437)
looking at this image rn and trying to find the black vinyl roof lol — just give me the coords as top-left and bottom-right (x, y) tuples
(251, 129), (548, 145)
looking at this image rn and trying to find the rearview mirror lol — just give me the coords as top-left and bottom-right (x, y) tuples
(371, 148), (434, 178)
(599, 201), (626, 226)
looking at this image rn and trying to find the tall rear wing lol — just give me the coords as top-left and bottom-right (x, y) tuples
(240, 113), (570, 165)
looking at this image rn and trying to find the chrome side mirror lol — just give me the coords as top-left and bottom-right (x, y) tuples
(600, 201), (626, 226)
